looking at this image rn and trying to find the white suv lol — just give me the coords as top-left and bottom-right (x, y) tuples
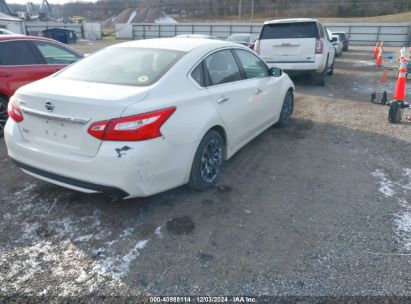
(254, 18), (335, 86)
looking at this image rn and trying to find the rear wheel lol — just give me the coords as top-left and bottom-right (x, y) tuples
(313, 59), (327, 86)
(0, 96), (8, 138)
(189, 130), (224, 191)
(388, 101), (403, 123)
(327, 57), (335, 76)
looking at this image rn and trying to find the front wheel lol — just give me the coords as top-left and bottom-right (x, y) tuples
(276, 91), (294, 128)
(0, 96), (8, 138)
(189, 130), (225, 191)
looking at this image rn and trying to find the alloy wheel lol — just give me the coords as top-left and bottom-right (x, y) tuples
(200, 138), (223, 183)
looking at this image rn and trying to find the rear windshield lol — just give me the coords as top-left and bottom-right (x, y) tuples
(57, 47), (185, 86)
(260, 22), (319, 40)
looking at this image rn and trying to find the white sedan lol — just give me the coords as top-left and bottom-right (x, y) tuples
(5, 38), (295, 199)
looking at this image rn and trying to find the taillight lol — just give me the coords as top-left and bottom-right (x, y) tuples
(7, 99), (24, 122)
(315, 38), (323, 54)
(88, 107), (176, 141)
(254, 40), (260, 54)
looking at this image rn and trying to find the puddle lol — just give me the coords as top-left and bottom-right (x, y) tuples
(166, 216), (195, 235)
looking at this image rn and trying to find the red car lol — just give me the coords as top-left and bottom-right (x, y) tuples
(0, 35), (84, 136)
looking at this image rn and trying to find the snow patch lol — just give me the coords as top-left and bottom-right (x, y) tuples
(155, 226), (163, 239)
(99, 240), (149, 278)
(120, 227), (135, 237)
(126, 9), (137, 24)
(0, 240), (125, 296)
(372, 169), (395, 197)
(353, 60), (374, 67)
(1, 183), (153, 295)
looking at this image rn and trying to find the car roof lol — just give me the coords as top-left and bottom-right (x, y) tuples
(0, 35), (51, 42)
(175, 34), (218, 39)
(264, 18), (319, 25)
(229, 33), (251, 36)
(0, 35), (84, 56)
(114, 38), (237, 52)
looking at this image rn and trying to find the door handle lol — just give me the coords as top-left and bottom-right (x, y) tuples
(0, 73), (11, 78)
(254, 88), (263, 95)
(217, 96), (229, 104)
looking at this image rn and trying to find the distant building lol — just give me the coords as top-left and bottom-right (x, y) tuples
(0, 0), (13, 16)
(0, 12), (24, 34)
(102, 7), (177, 29)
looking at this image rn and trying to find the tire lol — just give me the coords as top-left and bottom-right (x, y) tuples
(313, 58), (328, 86)
(189, 130), (225, 191)
(388, 101), (403, 123)
(0, 96), (8, 138)
(277, 90), (294, 128)
(327, 57), (335, 76)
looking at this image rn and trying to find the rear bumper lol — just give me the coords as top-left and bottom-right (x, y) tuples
(13, 159), (129, 199)
(265, 55), (325, 73)
(5, 120), (197, 198)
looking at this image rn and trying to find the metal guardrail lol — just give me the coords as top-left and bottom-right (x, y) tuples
(116, 22), (411, 47)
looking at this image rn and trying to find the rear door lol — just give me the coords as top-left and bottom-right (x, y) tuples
(258, 22), (318, 64)
(0, 40), (47, 97)
(203, 49), (260, 148)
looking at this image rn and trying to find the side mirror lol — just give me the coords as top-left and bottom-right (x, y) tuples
(269, 67), (282, 77)
(331, 37), (337, 42)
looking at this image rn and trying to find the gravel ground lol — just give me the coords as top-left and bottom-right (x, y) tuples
(1, 42), (411, 302)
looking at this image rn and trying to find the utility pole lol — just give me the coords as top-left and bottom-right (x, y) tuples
(239, 0), (242, 19)
(251, 0), (254, 20)
(276, 0), (280, 17)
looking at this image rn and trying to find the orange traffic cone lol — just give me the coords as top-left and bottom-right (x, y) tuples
(374, 41), (380, 59)
(376, 48), (383, 67)
(393, 57), (407, 101)
(380, 69), (388, 83)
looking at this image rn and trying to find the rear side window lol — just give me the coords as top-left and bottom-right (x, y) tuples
(191, 63), (204, 86)
(204, 50), (241, 86)
(260, 22), (319, 40)
(58, 47), (185, 86)
(33, 41), (81, 65)
(318, 24), (325, 38)
(0, 40), (38, 66)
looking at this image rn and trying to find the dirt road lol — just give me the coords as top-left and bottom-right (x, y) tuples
(1, 43), (410, 301)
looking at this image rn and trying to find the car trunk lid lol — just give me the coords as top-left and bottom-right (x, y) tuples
(16, 78), (149, 157)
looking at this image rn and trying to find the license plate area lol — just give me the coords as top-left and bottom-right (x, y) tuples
(21, 116), (83, 148)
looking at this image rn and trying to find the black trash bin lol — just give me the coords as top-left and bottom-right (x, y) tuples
(42, 28), (77, 44)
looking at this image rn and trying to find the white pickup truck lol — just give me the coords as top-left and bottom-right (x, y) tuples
(254, 18), (336, 86)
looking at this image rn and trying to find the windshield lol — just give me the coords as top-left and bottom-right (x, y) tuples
(57, 47), (186, 86)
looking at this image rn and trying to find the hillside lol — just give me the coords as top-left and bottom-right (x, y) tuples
(175, 11), (411, 24)
(7, 0), (411, 22)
